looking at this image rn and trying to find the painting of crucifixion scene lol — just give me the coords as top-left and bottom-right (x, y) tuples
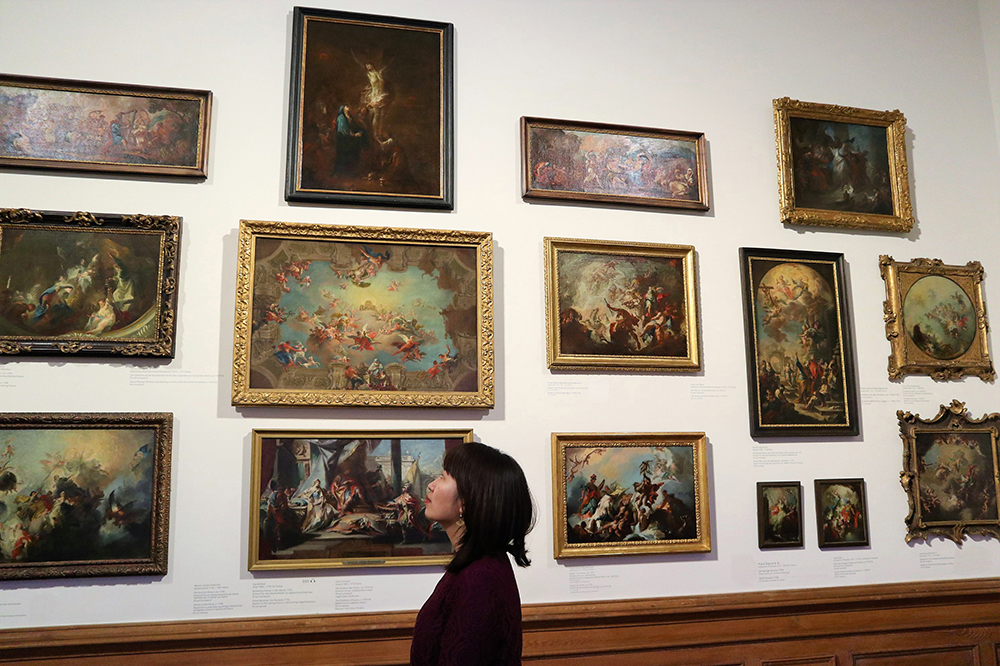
(241, 228), (487, 407)
(523, 118), (708, 210)
(743, 249), (858, 437)
(0, 222), (167, 346)
(288, 9), (451, 206)
(251, 431), (468, 569)
(547, 239), (699, 370)
(553, 434), (710, 558)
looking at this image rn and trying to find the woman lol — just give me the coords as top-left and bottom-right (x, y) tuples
(410, 441), (535, 666)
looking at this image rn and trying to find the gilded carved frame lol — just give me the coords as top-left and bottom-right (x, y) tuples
(231, 220), (493, 408)
(0, 208), (180, 357)
(899, 400), (1000, 544)
(0, 412), (172, 580)
(551, 432), (711, 559)
(880, 255), (994, 381)
(774, 97), (913, 232)
(544, 237), (700, 371)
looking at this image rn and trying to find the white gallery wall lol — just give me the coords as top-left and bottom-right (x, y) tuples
(1, 0), (999, 629)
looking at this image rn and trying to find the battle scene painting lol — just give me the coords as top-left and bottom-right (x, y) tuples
(913, 431), (998, 525)
(251, 431), (468, 569)
(552, 433), (710, 558)
(524, 118), (708, 210)
(288, 9), (451, 207)
(789, 117), (892, 216)
(546, 239), (699, 370)
(0, 227), (163, 342)
(0, 77), (209, 175)
(815, 479), (868, 547)
(0, 413), (171, 580)
(757, 482), (803, 549)
(743, 249), (858, 436)
(235, 222), (492, 408)
(902, 276), (977, 361)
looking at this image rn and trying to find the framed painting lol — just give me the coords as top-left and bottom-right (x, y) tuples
(757, 481), (804, 549)
(740, 247), (860, 437)
(544, 237), (700, 371)
(285, 7), (454, 209)
(551, 432), (711, 559)
(0, 208), (181, 357)
(231, 220), (493, 408)
(522, 117), (709, 210)
(773, 97), (913, 232)
(898, 400), (1000, 544)
(0, 412), (172, 580)
(880, 256), (994, 381)
(0, 73), (211, 178)
(814, 478), (869, 548)
(250, 428), (471, 570)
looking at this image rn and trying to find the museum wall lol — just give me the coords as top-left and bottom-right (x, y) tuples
(1, 0), (999, 631)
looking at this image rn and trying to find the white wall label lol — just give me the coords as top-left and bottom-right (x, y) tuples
(0, 366), (24, 389)
(567, 566), (619, 595)
(690, 384), (737, 401)
(918, 551), (956, 571)
(192, 583), (245, 615)
(130, 370), (222, 387)
(832, 555), (878, 580)
(757, 560), (797, 584)
(333, 580), (374, 612)
(752, 446), (803, 468)
(251, 581), (317, 610)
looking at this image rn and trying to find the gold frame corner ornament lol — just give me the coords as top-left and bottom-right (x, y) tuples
(231, 220), (494, 408)
(773, 97), (913, 233)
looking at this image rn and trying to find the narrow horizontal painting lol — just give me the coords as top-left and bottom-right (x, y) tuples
(0, 412), (172, 580)
(552, 432), (711, 558)
(0, 208), (180, 357)
(522, 117), (709, 210)
(740, 247), (860, 437)
(544, 237), (700, 371)
(232, 220), (493, 408)
(250, 429), (471, 570)
(0, 74), (211, 177)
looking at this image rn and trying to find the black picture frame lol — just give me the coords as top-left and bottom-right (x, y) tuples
(284, 7), (454, 210)
(756, 481), (804, 549)
(814, 478), (870, 548)
(739, 247), (860, 438)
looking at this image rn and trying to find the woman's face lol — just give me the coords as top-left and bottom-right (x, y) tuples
(424, 470), (463, 526)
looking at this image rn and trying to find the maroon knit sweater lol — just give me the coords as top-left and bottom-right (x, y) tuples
(410, 555), (522, 666)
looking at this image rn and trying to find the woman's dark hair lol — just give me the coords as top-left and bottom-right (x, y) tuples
(443, 441), (535, 573)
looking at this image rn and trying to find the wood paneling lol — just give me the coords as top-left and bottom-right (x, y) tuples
(3, 577), (1000, 665)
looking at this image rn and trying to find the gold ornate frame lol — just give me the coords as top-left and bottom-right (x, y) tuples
(544, 237), (700, 371)
(232, 220), (493, 408)
(0, 412), (172, 580)
(0, 208), (180, 357)
(249, 428), (472, 570)
(551, 432), (711, 559)
(898, 400), (1000, 543)
(773, 97), (913, 232)
(880, 255), (994, 381)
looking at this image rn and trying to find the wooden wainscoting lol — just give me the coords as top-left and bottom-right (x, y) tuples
(2, 577), (1000, 665)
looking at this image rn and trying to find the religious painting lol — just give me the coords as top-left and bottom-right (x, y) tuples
(740, 248), (860, 437)
(0, 208), (181, 357)
(232, 220), (493, 408)
(285, 7), (454, 209)
(551, 432), (711, 558)
(899, 400), (1000, 543)
(249, 429), (471, 570)
(880, 256), (993, 381)
(774, 98), (913, 232)
(814, 478), (869, 548)
(0, 74), (211, 178)
(0, 412), (172, 580)
(757, 482), (804, 549)
(522, 117), (709, 210)
(544, 237), (700, 371)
